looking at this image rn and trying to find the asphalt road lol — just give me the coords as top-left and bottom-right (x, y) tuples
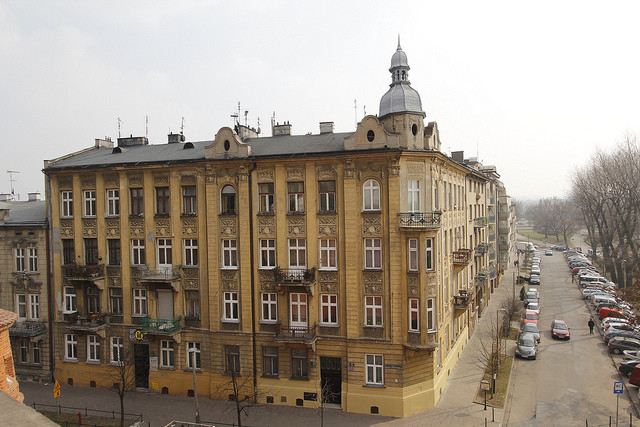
(505, 247), (635, 426)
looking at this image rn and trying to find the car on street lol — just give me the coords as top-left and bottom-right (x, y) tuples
(551, 319), (571, 340)
(623, 350), (640, 360)
(599, 307), (634, 321)
(608, 336), (640, 355)
(604, 329), (640, 344)
(604, 323), (635, 333)
(522, 311), (539, 326)
(545, 250), (553, 256)
(526, 302), (541, 316)
(602, 317), (631, 328)
(516, 332), (538, 360)
(529, 274), (541, 285)
(522, 322), (541, 342)
(618, 359), (640, 376)
(531, 265), (541, 275)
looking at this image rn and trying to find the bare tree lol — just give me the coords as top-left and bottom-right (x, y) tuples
(102, 359), (136, 427)
(317, 377), (340, 427)
(473, 313), (507, 394)
(501, 295), (522, 336)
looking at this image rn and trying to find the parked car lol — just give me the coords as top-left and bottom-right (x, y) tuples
(529, 274), (541, 285)
(618, 359), (640, 376)
(515, 332), (538, 360)
(609, 336), (640, 355)
(629, 365), (640, 386)
(531, 265), (541, 275)
(623, 350), (640, 360)
(545, 250), (553, 256)
(522, 322), (541, 343)
(599, 307), (633, 321)
(522, 311), (539, 326)
(526, 302), (541, 316)
(603, 317), (631, 328)
(551, 319), (570, 340)
(604, 329), (640, 344)
(604, 323), (635, 333)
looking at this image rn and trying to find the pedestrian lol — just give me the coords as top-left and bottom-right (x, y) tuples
(588, 317), (595, 334)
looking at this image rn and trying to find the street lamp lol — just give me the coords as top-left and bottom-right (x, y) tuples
(190, 348), (200, 423)
(480, 379), (490, 410)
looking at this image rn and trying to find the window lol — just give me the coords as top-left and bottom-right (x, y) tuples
(364, 238), (382, 269)
(366, 354), (384, 385)
(109, 288), (122, 315)
(185, 290), (200, 319)
(319, 239), (337, 270)
(62, 239), (75, 265)
(15, 248), (24, 272)
(187, 342), (201, 370)
(86, 286), (100, 314)
(427, 298), (436, 332)
(182, 186), (197, 215)
(363, 180), (380, 211)
(61, 191), (73, 218)
(434, 182), (439, 210)
(110, 337), (124, 363)
(320, 294), (338, 325)
(29, 294), (39, 319)
(65, 334), (78, 361)
(287, 182), (304, 213)
(225, 345), (240, 374)
(19, 339), (28, 363)
(87, 335), (100, 363)
(28, 248), (37, 272)
(133, 289), (147, 315)
(318, 180), (336, 212)
(106, 189), (119, 216)
(409, 298), (419, 332)
(365, 295), (383, 326)
(184, 239), (198, 266)
(108, 240), (121, 266)
(221, 185), (236, 214)
(408, 238), (418, 271)
(160, 340), (174, 368)
(288, 238), (306, 268)
(408, 180), (420, 212)
(84, 190), (96, 217)
(426, 238), (434, 271)
(155, 187), (170, 215)
(223, 291), (239, 322)
(130, 188), (144, 216)
(261, 293), (277, 323)
(157, 238), (172, 266)
(222, 239), (237, 268)
(16, 294), (26, 319)
(84, 238), (98, 265)
(291, 349), (308, 379)
(33, 341), (40, 364)
(259, 239), (276, 268)
(259, 183), (274, 213)
(131, 239), (145, 265)
(15, 293), (39, 323)
(63, 287), (77, 313)
(263, 347), (278, 377)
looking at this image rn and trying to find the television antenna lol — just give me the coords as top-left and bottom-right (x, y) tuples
(7, 170), (20, 200)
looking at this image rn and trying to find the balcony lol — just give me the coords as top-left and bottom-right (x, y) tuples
(9, 320), (47, 337)
(62, 264), (105, 281)
(275, 323), (317, 347)
(474, 217), (488, 228)
(475, 273), (488, 286)
(273, 267), (316, 295)
(136, 265), (181, 284)
(141, 316), (182, 335)
(475, 243), (489, 257)
(398, 212), (442, 229)
(453, 291), (472, 312)
(64, 312), (108, 332)
(452, 249), (472, 265)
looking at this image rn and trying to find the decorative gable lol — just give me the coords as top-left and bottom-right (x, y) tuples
(205, 127), (251, 159)
(343, 115), (400, 151)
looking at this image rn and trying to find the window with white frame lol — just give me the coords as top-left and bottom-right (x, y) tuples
(364, 238), (382, 269)
(222, 239), (237, 268)
(408, 238), (418, 271)
(363, 179), (381, 211)
(318, 180), (336, 212)
(61, 191), (73, 218)
(259, 183), (274, 213)
(110, 337), (124, 363)
(87, 335), (100, 362)
(288, 238), (306, 269)
(106, 189), (119, 216)
(157, 238), (172, 266)
(184, 239), (198, 266)
(63, 286), (77, 313)
(261, 293), (277, 323)
(182, 186), (196, 215)
(160, 340), (174, 368)
(131, 239), (145, 265)
(427, 298), (436, 332)
(83, 190), (96, 217)
(185, 290), (200, 319)
(27, 248), (37, 271)
(426, 238), (434, 271)
(16, 294), (26, 319)
(65, 334), (77, 361)
(408, 179), (420, 212)
(366, 354), (384, 385)
(223, 291), (239, 322)
(133, 289), (147, 315)
(365, 295), (383, 326)
(409, 298), (419, 332)
(319, 239), (337, 270)
(187, 342), (201, 370)
(259, 239), (276, 268)
(29, 294), (39, 319)
(15, 248), (25, 272)
(320, 294), (338, 325)
(287, 182), (304, 213)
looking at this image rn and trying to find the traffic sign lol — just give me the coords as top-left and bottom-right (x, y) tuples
(614, 381), (624, 394)
(53, 380), (61, 398)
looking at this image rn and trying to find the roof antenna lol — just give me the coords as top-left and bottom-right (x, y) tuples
(180, 117), (185, 136)
(117, 117), (123, 138)
(7, 170), (19, 200)
(145, 115), (149, 138)
(354, 99), (357, 127)
(271, 111), (276, 136)
(244, 109), (249, 127)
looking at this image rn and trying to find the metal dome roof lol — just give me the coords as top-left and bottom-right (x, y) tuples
(379, 39), (425, 119)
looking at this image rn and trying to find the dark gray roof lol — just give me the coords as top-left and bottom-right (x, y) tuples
(44, 132), (354, 171)
(0, 201), (47, 227)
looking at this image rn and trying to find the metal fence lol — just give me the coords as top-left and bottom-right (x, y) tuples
(32, 402), (143, 425)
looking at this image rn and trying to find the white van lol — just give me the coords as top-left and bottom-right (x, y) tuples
(580, 276), (608, 287)
(592, 295), (616, 306)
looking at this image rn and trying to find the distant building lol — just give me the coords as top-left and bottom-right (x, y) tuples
(0, 308), (23, 401)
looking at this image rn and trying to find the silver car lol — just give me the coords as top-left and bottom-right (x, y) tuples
(516, 332), (538, 360)
(522, 322), (541, 342)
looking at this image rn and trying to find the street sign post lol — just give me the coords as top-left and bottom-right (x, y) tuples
(53, 380), (60, 399)
(614, 381), (623, 427)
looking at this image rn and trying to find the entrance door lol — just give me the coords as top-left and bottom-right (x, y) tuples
(290, 293), (308, 332)
(320, 357), (342, 405)
(134, 344), (149, 388)
(157, 290), (174, 319)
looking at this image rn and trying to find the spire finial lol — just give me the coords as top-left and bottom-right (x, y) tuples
(397, 34), (402, 50)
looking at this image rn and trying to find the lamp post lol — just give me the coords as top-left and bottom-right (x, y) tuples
(190, 348), (200, 424)
(480, 379), (490, 410)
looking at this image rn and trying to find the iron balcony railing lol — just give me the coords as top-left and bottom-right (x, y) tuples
(275, 323), (317, 343)
(64, 312), (108, 332)
(398, 212), (442, 229)
(62, 264), (105, 280)
(9, 320), (47, 337)
(474, 217), (488, 228)
(475, 243), (489, 256)
(135, 265), (181, 281)
(452, 249), (472, 265)
(273, 267), (316, 285)
(141, 316), (182, 335)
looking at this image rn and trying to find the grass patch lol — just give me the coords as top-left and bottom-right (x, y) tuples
(39, 411), (136, 427)
(517, 229), (566, 244)
(473, 355), (514, 408)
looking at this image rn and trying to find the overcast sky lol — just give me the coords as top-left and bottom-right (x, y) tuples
(2, 1), (639, 201)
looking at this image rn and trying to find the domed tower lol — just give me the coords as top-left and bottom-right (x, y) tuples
(379, 37), (426, 149)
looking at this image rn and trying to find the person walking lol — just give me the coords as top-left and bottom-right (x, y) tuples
(588, 317), (595, 334)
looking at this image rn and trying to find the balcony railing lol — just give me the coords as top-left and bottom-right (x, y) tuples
(136, 265), (181, 282)
(141, 316), (182, 335)
(62, 264), (105, 280)
(398, 212), (442, 229)
(9, 320), (47, 337)
(475, 273), (488, 285)
(474, 217), (488, 228)
(275, 323), (317, 344)
(475, 243), (489, 256)
(273, 267), (316, 285)
(64, 312), (108, 332)
(452, 249), (472, 265)
(453, 291), (472, 310)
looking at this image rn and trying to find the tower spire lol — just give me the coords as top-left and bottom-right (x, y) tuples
(397, 34), (401, 50)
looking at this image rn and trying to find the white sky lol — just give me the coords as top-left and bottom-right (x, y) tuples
(1, 1), (639, 201)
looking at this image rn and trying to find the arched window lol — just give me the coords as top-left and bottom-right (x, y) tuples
(363, 179), (381, 211)
(221, 185), (236, 215)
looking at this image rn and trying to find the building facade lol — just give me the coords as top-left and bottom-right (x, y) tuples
(44, 42), (510, 417)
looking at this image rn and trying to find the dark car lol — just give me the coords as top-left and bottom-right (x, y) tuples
(515, 333), (538, 360)
(551, 319), (570, 340)
(604, 329), (639, 344)
(618, 360), (640, 376)
(609, 336), (640, 355)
